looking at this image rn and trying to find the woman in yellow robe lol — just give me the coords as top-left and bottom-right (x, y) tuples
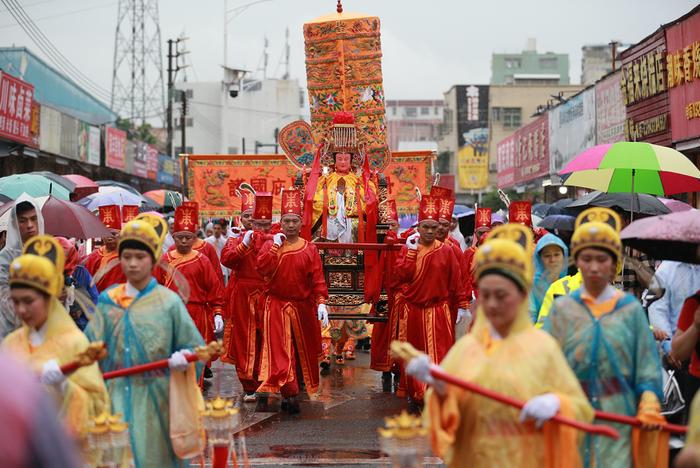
(1, 235), (109, 439)
(409, 224), (594, 468)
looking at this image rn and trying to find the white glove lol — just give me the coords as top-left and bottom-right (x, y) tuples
(214, 314), (224, 333)
(406, 232), (420, 250)
(273, 233), (286, 246)
(317, 304), (329, 328)
(41, 359), (66, 388)
(519, 393), (560, 428)
(242, 230), (254, 247)
(168, 350), (192, 372)
(406, 354), (446, 395)
(230, 228), (241, 239)
(456, 308), (472, 325)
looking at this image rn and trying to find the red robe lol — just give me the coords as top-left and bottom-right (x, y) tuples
(462, 245), (478, 308)
(370, 230), (403, 372)
(256, 238), (328, 398)
(393, 240), (467, 402)
(156, 250), (224, 343)
(220, 231), (268, 392)
(443, 236), (466, 326)
(169, 238), (224, 286)
(83, 247), (126, 293)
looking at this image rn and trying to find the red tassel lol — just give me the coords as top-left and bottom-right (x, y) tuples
(356, 183), (364, 243)
(322, 181), (328, 239)
(213, 446), (229, 468)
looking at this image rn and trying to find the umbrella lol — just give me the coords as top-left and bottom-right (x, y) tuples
(31, 171), (76, 194)
(41, 196), (110, 239)
(567, 191), (671, 216)
(78, 188), (157, 211)
(63, 174), (99, 200)
(538, 214), (576, 231)
(0, 174), (71, 200)
(621, 210), (700, 264)
(561, 142), (700, 197)
(532, 203), (551, 218)
(0, 196), (109, 239)
(143, 190), (186, 211)
(96, 180), (142, 196)
(659, 197), (693, 213)
(0, 194), (10, 204)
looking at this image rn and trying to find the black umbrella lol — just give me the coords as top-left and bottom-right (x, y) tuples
(567, 191), (671, 216)
(532, 203), (550, 218)
(0, 194), (10, 204)
(538, 214), (576, 231)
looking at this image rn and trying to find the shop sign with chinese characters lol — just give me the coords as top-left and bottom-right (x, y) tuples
(0, 71), (36, 147)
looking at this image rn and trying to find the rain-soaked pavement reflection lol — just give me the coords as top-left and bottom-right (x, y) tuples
(198, 349), (445, 467)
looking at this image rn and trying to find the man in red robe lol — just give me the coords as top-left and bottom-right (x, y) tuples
(83, 205), (126, 292)
(394, 195), (468, 410)
(168, 201), (225, 286)
(256, 189), (329, 414)
(157, 204), (225, 347)
(462, 206), (492, 319)
(432, 188), (468, 328)
(221, 192), (272, 403)
(370, 200), (403, 392)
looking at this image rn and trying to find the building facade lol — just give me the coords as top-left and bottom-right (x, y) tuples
(491, 40), (570, 85)
(581, 44), (630, 86)
(173, 76), (305, 155)
(385, 99), (443, 151)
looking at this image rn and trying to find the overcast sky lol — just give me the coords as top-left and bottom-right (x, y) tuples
(1, 0), (697, 103)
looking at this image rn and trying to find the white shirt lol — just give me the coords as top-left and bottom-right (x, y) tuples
(29, 320), (49, 347)
(648, 261), (700, 336)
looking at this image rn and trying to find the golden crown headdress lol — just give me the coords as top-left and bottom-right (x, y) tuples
(119, 219), (162, 261)
(134, 213), (168, 247)
(9, 235), (65, 297)
(570, 207), (622, 267)
(474, 224), (534, 291)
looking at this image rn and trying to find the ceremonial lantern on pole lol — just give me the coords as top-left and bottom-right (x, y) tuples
(378, 410), (428, 468)
(86, 412), (133, 467)
(201, 396), (242, 468)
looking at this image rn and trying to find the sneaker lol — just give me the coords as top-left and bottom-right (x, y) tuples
(243, 392), (257, 403)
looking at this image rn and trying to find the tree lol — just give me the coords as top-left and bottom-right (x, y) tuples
(115, 118), (157, 145)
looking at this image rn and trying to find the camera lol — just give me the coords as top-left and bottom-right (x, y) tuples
(229, 89), (239, 98)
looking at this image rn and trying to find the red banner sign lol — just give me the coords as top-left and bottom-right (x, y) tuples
(187, 151), (433, 218)
(105, 127), (127, 170)
(0, 71), (35, 147)
(496, 115), (548, 188)
(666, 11), (700, 143)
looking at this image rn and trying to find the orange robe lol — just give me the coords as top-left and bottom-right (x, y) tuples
(370, 230), (403, 372)
(394, 240), (467, 402)
(256, 238), (328, 398)
(220, 232), (268, 393)
(444, 237), (466, 325)
(462, 245), (478, 308)
(156, 250), (224, 343)
(169, 238), (224, 286)
(83, 247), (126, 293)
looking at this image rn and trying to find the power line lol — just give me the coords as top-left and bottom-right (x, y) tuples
(2, 0), (113, 103)
(0, 2), (117, 30)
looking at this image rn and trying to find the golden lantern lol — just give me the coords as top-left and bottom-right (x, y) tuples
(378, 410), (428, 468)
(85, 412), (132, 467)
(201, 396), (241, 468)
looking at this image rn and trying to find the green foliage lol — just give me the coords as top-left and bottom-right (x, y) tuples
(115, 118), (157, 145)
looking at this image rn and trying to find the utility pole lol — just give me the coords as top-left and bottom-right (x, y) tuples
(166, 36), (188, 157)
(180, 89), (188, 195)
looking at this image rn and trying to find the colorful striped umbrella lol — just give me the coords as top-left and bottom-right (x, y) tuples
(143, 190), (186, 210)
(560, 142), (700, 196)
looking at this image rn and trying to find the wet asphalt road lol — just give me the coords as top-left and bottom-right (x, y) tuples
(199, 349), (445, 467)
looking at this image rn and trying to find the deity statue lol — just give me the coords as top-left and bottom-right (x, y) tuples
(308, 112), (376, 244)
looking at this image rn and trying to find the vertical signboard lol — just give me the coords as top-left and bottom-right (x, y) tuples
(133, 141), (148, 177)
(0, 71), (35, 147)
(456, 85), (490, 190)
(549, 88), (596, 174)
(496, 133), (517, 188)
(619, 29), (671, 145)
(39, 105), (61, 155)
(665, 10), (700, 144)
(515, 115), (549, 184)
(60, 113), (79, 160)
(105, 127), (127, 170)
(595, 71), (627, 144)
(146, 145), (158, 180)
(78, 122), (101, 165)
(157, 154), (180, 185)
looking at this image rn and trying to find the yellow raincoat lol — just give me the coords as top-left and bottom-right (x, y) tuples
(424, 224), (593, 468)
(2, 297), (110, 438)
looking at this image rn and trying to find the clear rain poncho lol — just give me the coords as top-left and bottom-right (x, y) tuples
(0, 194), (44, 340)
(529, 234), (569, 322)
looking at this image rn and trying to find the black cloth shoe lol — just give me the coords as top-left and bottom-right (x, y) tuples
(203, 366), (213, 379)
